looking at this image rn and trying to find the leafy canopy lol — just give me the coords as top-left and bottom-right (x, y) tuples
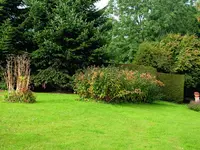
(107, 0), (199, 63)
(134, 34), (200, 88)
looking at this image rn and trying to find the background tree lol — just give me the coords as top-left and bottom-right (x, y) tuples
(0, 0), (31, 90)
(134, 34), (200, 89)
(107, 0), (199, 63)
(0, 0), (30, 57)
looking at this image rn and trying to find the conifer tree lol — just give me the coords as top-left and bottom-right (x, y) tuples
(0, 0), (29, 56)
(25, 0), (109, 89)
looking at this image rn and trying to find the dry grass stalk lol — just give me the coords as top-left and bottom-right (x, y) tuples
(5, 54), (31, 93)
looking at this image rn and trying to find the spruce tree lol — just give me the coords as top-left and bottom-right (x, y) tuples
(0, 0), (30, 55)
(26, 0), (109, 89)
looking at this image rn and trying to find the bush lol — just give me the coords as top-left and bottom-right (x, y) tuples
(117, 64), (157, 76)
(0, 80), (7, 90)
(32, 67), (71, 90)
(157, 73), (184, 103)
(134, 34), (200, 88)
(73, 66), (164, 103)
(4, 90), (36, 103)
(0, 68), (7, 90)
(188, 101), (200, 112)
(134, 42), (173, 72)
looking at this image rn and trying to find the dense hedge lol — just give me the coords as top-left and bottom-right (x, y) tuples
(73, 66), (164, 103)
(157, 73), (184, 103)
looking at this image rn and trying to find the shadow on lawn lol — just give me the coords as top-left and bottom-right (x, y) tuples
(112, 101), (179, 110)
(35, 99), (72, 104)
(74, 98), (180, 110)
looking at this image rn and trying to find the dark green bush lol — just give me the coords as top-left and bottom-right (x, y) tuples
(0, 68), (7, 90)
(157, 73), (184, 103)
(73, 66), (164, 103)
(188, 101), (200, 112)
(32, 67), (71, 90)
(0, 80), (7, 90)
(4, 90), (36, 103)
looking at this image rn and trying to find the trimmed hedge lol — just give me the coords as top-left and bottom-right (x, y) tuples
(157, 73), (184, 103)
(116, 65), (184, 103)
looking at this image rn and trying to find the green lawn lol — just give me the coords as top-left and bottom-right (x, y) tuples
(0, 93), (200, 150)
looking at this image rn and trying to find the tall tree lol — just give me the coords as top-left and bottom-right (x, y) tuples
(25, 0), (109, 90)
(0, 0), (27, 85)
(0, 0), (25, 23)
(107, 0), (199, 63)
(0, 0), (30, 57)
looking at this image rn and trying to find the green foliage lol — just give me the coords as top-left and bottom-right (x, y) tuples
(32, 67), (71, 90)
(118, 64), (157, 76)
(0, 0), (110, 91)
(0, 19), (15, 65)
(0, 20), (14, 52)
(135, 34), (200, 88)
(188, 101), (200, 112)
(0, 67), (6, 90)
(4, 90), (36, 103)
(0, 0), (31, 67)
(0, 0), (26, 24)
(0, 80), (7, 90)
(25, 0), (109, 89)
(107, 0), (199, 63)
(73, 66), (164, 103)
(157, 73), (185, 103)
(134, 42), (173, 72)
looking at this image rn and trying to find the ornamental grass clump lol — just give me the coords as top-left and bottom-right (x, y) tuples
(73, 66), (164, 103)
(4, 54), (36, 103)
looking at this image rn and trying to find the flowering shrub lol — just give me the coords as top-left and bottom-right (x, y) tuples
(73, 66), (164, 103)
(4, 90), (36, 103)
(188, 101), (200, 112)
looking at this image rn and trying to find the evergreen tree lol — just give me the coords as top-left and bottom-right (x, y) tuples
(25, 0), (109, 90)
(0, 0), (30, 56)
(0, 0), (25, 23)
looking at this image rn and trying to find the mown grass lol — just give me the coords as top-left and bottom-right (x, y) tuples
(0, 93), (200, 150)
